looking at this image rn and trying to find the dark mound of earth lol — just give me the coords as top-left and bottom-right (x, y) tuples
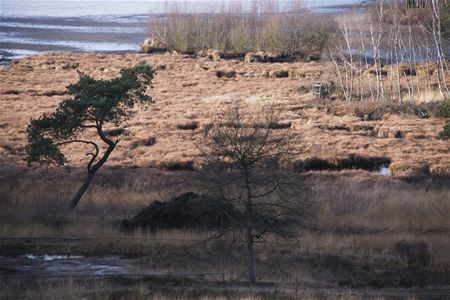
(120, 192), (242, 231)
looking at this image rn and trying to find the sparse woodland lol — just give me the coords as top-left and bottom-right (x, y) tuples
(329, 0), (449, 102)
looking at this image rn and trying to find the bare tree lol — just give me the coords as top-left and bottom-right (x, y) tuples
(329, 22), (356, 102)
(198, 105), (314, 284)
(370, 0), (386, 101)
(430, 0), (450, 97)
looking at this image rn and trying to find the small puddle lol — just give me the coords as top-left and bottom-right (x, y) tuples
(1, 254), (145, 277)
(372, 164), (391, 177)
(25, 254), (83, 261)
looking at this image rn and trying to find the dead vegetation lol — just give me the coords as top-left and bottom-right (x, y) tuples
(3, 276), (438, 300)
(1, 52), (449, 177)
(147, 0), (337, 58)
(1, 2), (450, 298)
(0, 168), (449, 292)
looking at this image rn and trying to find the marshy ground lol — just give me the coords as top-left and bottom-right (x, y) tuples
(1, 52), (450, 299)
(1, 52), (449, 175)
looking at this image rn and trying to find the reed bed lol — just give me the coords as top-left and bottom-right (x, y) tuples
(149, 0), (337, 57)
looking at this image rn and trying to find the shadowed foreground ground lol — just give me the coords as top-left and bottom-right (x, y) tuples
(0, 167), (449, 299)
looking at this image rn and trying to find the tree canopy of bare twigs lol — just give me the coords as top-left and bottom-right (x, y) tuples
(198, 105), (315, 284)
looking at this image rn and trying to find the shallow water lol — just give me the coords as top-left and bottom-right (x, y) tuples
(0, 0), (362, 61)
(1, 254), (143, 276)
(2, 254), (449, 299)
(373, 164), (391, 177)
(1, 1), (362, 17)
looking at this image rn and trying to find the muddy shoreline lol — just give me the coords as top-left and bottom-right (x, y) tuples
(1, 247), (449, 299)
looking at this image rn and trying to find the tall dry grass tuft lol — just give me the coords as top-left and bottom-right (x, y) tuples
(149, 0), (337, 57)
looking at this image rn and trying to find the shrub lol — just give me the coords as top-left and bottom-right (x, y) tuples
(176, 121), (198, 130)
(268, 122), (292, 130)
(436, 101), (450, 118)
(143, 136), (156, 146)
(103, 128), (127, 137)
(393, 240), (430, 270)
(215, 70), (237, 79)
(161, 160), (195, 171)
(293, 154), (391, 172)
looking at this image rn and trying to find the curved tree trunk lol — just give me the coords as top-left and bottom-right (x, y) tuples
(69, 143), (116, 210)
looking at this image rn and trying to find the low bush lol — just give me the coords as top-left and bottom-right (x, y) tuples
(143, 136), (157, 146)
(268, 122), (292, 130)
(294, 154), (391, 172)
(104, 128), (127, 137)
(161, 160), (195, 171)
(215, 70), (237, 79)
(393, 240), (430, 270)
(176, 121), (198, 130)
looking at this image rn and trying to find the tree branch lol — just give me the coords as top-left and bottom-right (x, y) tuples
(80, 124), (97, 129)
(58, 139), (98, 149)
(57, 139), (99, 172)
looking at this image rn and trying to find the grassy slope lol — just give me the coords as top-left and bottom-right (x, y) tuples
(0, 52), (449, 176)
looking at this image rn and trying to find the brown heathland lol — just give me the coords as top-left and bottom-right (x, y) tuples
(1, 52), (450, 298)
(0, 52), (449, 176)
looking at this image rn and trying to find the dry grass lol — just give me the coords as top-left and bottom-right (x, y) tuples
(0, 167), (449, 297)
(1, 169), (449, 268)
(0, 52), (449, 176)
(1, 8), (449, 299)
(0, 51), (449, 295)
(148, 0), (336, 57)
(0, 277), (409, 300)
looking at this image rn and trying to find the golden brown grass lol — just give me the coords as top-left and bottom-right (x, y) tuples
(149, 0), (336, 57)
(1, 168), (449, 270)
(0, 53), (449, 277)
(0, 52), (449, 176)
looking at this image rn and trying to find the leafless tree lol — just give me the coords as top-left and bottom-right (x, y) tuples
(370, 0), (386, 101)
(329, 22), (356, 102)
(198, 105), (315, 284)
(330, 0), (448, 102)
(430, 0), (450, 97)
